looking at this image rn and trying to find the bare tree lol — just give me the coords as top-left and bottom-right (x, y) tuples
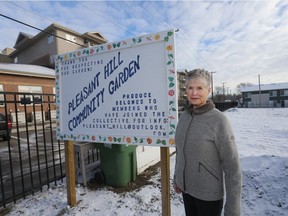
(236, 82), (254, 94)
(213, 86), (223, 102)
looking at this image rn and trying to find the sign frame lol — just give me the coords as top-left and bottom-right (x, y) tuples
(55, 29), (178, 147)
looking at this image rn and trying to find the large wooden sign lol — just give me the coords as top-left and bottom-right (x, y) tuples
(55, 29), (178, 147)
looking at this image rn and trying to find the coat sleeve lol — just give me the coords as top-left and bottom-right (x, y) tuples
(214, 114), (242, 216)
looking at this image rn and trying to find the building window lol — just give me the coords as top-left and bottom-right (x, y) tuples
(271, 100), (277, 107)
(48, 35), (54, 44)
(53, 87), (56, 103)
(0, 84), (4, 106)
(18, 86), (43, 105)
(50, 55), (56, 64)
(66, 34), (76, 44)
(280, 89), (288, 96)
(244, 92), (251, 98)
(270, 90), (277, 97)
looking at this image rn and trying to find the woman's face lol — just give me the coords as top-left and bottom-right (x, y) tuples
(186, 78), (211, 108)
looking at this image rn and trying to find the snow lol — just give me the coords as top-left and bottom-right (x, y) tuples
(240, 82), (288, 92)
(4, 108), (288, 215)
(0, 63), (55, 77)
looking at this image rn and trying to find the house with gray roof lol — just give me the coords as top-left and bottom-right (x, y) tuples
(240, 82), (288, 108)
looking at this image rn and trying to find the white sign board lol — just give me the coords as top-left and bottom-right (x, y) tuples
(55, 29), (178, 147)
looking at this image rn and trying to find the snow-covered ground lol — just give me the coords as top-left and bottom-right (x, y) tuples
(3, 108), (288, 216)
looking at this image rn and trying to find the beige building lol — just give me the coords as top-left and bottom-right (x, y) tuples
(177, 69), (188, 110)
(0, 48), (14, 63)
(1, 23), (108, 122)
(8, 23), (108, 68)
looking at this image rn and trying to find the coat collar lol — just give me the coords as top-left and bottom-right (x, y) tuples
(186, 100), (215, 115)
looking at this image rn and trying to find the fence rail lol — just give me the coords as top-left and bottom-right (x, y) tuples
(214, 101), (239, 111)
(0, 92), (99, 208)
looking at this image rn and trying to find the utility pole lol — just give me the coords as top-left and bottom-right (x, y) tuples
(258, 74), (261, 108)
(210, 71), (216, 101)
(222, 82), (226, 101)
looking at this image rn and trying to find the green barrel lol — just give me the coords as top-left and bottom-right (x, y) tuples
(95, 143), (137, 187)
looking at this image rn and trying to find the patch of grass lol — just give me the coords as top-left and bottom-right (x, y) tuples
(0, 206), (12, 216)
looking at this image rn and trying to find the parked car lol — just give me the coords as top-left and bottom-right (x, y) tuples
(0, 112), (12, 141)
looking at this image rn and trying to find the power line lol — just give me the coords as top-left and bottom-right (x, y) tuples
(76, 1), (131, 35)
(1, 2), (216, 73)
(0, 13), (86, 48)
(4, 1), (56, 23)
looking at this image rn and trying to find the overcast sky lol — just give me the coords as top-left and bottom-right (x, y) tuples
(0, 0), (287, 92)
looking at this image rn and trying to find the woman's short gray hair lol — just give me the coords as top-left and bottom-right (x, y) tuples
(185, 69), (211, 88)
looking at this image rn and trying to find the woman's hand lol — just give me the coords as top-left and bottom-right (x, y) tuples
(173, 180), (182, 194)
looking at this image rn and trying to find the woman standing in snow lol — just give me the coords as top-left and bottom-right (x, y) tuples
(173, 69), (242, 216)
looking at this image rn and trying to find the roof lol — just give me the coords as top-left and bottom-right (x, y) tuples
(0, 63), (55, 78)
(14, 32), (34, 47)
(11, 23), (108, 56)
(82, 31), (107, 43)
(240, 82), (288, 92)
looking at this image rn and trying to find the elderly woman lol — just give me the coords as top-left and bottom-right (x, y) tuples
(173, 69), (242, 216)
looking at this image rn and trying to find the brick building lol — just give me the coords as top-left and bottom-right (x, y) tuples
(0, 63), (55, 123)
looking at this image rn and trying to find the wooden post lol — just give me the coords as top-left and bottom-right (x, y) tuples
(161, 147), (171, 216)
(65, 140), (76, 207)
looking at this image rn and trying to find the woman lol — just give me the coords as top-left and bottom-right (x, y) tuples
(173, 69), (242, 216)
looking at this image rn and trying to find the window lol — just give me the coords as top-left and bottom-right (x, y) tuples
(50, 55), (56, 64)
(244, 93), (251, 98)
(0, 84), (4, 106)
(66, 34), (76, 44)
(18, 86), (43, 105)
(53, 87), (56, 103)
(48, 35), (54, 44)
(270, 91), (277, 97)
(280, 89), (288, 96)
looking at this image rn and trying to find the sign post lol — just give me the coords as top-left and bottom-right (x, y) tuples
(64, 140), (76, 207)
(161, 147), (171, 216)
(55, 29), (178, 213)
